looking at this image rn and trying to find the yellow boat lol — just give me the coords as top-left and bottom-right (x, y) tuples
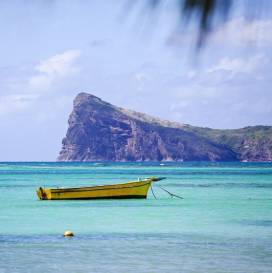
(36, 177), (165, 200)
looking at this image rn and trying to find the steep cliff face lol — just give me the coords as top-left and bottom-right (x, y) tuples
(58, 93), (237, 162)
(58, 93), (272, 162)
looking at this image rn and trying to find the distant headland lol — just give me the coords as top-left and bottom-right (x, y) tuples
(58, 92), (272, 162)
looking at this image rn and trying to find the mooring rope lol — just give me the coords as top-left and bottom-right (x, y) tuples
(158, 186), (184, 199)
(150, 184), (157, 199)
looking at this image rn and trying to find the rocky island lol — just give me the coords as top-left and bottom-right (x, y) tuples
(58, 92), (272, 162)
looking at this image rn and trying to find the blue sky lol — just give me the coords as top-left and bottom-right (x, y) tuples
(0, 0), (272, 161)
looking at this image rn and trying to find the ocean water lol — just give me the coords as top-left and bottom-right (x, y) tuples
(0, 162), (271, 273)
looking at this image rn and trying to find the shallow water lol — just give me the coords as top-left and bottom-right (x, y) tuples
(0, 162), (271, 273)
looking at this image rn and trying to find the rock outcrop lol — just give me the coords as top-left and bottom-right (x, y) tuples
(58, 92), (272, 162)
(187, 126), (272, 162)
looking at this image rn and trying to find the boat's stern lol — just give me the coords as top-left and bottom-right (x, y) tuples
(36, 187), (51, 200)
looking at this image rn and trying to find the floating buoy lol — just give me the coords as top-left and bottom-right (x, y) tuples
(64, 230), (74, 237)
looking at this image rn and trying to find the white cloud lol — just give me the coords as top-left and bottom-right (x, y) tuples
(29, 49), (81, 90)
(212, 17), (272, 47)
(0, 49), (81, 116)
(165, 51), (272, 128)
(208, 54), (266, 74)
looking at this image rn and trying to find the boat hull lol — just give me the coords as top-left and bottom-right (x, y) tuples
(36, 180), (152, 200)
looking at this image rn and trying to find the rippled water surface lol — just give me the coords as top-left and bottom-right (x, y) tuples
(0, 162), (271, 273)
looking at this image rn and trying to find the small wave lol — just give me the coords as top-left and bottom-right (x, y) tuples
(0, 184), (39, 188)
(166, 182), (272, 188)
(240, 220), (272, 227)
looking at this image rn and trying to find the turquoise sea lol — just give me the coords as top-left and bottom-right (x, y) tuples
(0, 162), (271, 273)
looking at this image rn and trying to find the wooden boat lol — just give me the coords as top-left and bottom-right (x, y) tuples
(36, 177), (165, 200)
